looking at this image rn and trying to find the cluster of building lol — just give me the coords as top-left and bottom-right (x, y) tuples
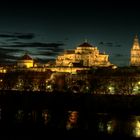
(0, 36), (140, 93)
(15, 40), (115, 73)
(0, 35), (139, 74)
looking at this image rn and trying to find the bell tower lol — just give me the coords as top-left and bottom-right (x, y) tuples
(130, 35), (140, 66)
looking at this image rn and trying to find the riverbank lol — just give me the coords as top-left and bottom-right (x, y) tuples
(0, 90), (139, 114)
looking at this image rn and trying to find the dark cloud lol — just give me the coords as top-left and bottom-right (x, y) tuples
(0, 53), (19, 64)
(0, 47), (23, 53)
(0, 34), (13, 38)
(98, 42), (122, 47)
(0, 41), (7, 45)
(6, 38), (18, 42)
(5, 55), (19, 60)
(0, 41), (64, 64)
(0, 33), (35, 40)
(34, 51), (61, 56)
(5, 42), (64, 48)
(99, 42), (113, 47)
(15, 33), (35, 39)
(37, 47), (64, 53)
(2, 42), (64, 55)
(0, 47), (24, 64)
(13, 42), (24, 44)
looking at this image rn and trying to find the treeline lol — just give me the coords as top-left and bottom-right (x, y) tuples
(1, 67), (140, 95)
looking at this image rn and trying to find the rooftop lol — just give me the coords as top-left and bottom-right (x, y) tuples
(78, 42), (93, 47)
(20, 54), (33, 60)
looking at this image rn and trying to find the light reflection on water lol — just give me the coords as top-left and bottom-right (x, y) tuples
(125, 116), (140, 138)
(132, 119), (140, 137)
(3, 107), (140, 138)
(97, 113), (140, 138)
(106, 120), (116, 134)
(97, 113), (117, 135)
(66, 111), (79, 130)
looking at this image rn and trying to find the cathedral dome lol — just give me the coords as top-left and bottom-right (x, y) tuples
(17, 53), (34, 68)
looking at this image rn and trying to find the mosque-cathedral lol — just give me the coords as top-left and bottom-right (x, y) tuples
(13, 40), (115, 73)
(56, 41), (111, 67)
(0, 36), (140, 74)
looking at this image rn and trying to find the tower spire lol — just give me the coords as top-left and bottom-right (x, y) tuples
(132, 35), (140, 49)
(130, 35), (140, 66)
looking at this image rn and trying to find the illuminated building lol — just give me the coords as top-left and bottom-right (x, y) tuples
(17, 53), (34, 68)
(56, 41), (112, 67)
(3, 40), (116, 74)
(130, 35), (140, 66)
(0, 67), (6, 73)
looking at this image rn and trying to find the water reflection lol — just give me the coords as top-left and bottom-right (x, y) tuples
(97, 113), (116, 135)
(133, 119), (140, 137)
(5, 108), (140, 138)
(125, 116), (140, 138)
(66, 111), (79, 130)
(106, 120), (116, 134)
(96, 114), (140, 138)
(42, 109), (51, 125)
(15, 110), (24, 123)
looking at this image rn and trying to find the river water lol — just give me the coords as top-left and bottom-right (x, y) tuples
(90, 113), (140, 138)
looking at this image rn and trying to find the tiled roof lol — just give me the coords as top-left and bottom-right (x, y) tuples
(79, 42), (93, 47)
(20, 54), (33, 60)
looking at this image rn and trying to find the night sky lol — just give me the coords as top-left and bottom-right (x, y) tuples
(0, 0), (139, 66)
